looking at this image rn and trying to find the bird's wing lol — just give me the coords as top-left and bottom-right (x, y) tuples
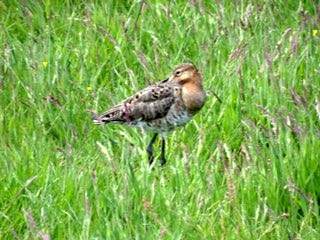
(93, 81), (179, 124)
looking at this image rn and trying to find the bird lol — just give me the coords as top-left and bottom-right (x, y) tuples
(93, 63), (206, 166)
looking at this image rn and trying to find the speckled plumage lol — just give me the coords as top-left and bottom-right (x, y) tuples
(93, 63), (206, 165)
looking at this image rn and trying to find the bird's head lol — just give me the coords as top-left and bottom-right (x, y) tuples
(170, 63), (202, 86)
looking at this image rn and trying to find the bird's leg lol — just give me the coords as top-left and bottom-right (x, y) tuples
(160, 136), (167, 166)
(147, 133), (158, 165)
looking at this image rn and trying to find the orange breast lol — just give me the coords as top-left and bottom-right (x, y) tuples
(182, 82), (206, 114)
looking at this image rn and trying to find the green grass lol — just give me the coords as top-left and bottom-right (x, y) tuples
(1, 0), (320, 239)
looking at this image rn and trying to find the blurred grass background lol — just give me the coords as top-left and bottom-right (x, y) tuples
(1, 0), (320, 239)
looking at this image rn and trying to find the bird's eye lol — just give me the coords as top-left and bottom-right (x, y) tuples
(175, 71), (181, 76)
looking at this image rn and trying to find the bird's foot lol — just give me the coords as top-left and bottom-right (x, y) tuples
(160, 156), (167, 166)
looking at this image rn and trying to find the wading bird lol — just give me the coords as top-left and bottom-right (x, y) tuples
(93, 63), (206, 166)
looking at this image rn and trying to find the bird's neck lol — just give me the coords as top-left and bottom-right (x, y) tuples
(182, 81), (206, 114)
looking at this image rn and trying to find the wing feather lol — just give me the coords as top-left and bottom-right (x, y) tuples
(93, 81), (178, 124)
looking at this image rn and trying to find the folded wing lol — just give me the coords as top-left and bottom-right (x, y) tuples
(93, 81), (178, 125)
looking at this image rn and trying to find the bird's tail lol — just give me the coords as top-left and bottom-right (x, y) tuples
(92, 105), (128, 125)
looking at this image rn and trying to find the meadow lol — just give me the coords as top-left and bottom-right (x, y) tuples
(1, 0), (320, 239)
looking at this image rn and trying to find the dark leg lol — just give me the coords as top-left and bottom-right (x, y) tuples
(147, 133), (158, 165)
(160, 136), (167, 166)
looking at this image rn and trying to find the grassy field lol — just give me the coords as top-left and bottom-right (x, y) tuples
(1, 0), (320, 239)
